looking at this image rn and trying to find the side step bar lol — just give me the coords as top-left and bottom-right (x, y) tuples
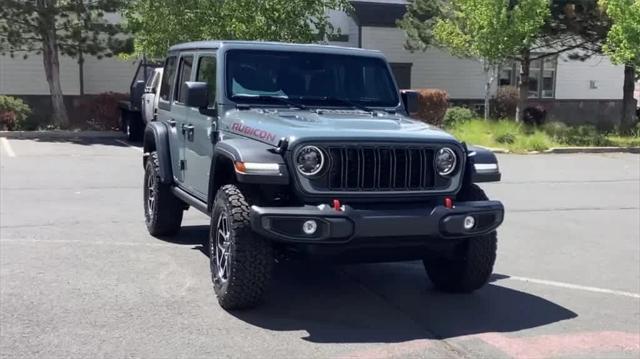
(171, 186), (209, 215)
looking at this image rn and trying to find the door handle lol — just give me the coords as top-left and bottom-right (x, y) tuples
(167, 119), (176, 127)
(183, 124), (195, 141)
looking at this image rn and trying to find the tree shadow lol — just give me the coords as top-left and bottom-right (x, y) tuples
(6, 135), (142, 148)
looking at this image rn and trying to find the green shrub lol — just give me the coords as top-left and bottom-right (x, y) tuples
(543, 122), (614, 146)
(492, 120), (521, 144)
(519, 131), (553, 151)
(633, 121), (640, 137)
(542, 121), (570, 140)
(494, 86), (519, 119)
(443, 106), (475, 127)
(573, 126), (607, 146)
(495, 132), (516, 144)
(564, 125), (611, 146)
(0, 96), (31, 130)
(414, 89), (449, 127)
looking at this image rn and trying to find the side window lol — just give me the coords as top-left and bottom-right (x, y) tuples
(196, 55), (216, 107)
(159, 57), (177, 101)
(174, 55), (194, 103)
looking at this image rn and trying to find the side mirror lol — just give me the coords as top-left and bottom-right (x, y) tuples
(400, 90), (419, 115)
(183, 81), (209, 108)
(132, 80), (146, 103)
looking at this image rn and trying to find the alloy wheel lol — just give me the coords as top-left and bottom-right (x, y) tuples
(146, 172), (156, 218)
(214, 213), (231, 282)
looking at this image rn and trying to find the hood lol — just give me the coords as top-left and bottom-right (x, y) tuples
(220, 108), (457, 146)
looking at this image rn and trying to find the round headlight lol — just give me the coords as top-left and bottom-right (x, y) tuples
(435, 147), (457, 176)
(295, 145), (325, 176)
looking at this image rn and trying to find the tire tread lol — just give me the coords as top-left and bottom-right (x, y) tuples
(424, 184), (497, 293)
(144, 152), (183, 236)
(211, 184), (272, 310)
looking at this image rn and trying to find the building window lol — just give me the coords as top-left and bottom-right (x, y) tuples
(541, 56), (557, 98)
(499, 55), (557, 99)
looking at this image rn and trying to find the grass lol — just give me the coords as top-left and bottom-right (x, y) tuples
(445, 118), (640, 153)
(608, 135), (640, 147)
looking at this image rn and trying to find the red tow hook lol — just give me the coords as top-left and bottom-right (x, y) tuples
(332, 199), (343, 211)
(444, 197), (454, 209)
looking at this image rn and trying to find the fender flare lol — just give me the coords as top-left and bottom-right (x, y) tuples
(207, 138), (290, 211)
(466, 145), (501, 183)
(143, 122), (174, 184)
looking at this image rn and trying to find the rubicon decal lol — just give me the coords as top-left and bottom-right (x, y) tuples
(231, 123), (277, 143)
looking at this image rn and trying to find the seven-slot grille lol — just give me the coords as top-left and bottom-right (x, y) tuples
(325, 146), (436, 191)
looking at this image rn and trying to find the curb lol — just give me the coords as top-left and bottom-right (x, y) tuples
(474, 144), (639, 154)
(0, 130), (125, 140)
(473, 145), (511, 154)
(544, 146), (640, 154)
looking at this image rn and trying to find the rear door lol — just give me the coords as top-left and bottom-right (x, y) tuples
(184, 52), (217, 199)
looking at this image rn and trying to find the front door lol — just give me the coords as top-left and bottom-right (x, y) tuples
(170, 53), (195, 187)
(156, 56), (185, 183)
(184, 53), (217, 200)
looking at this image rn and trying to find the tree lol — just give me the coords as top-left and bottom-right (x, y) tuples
(123, 0), (352, 58)
(400, 0), (549, 120)
(600, 0), (639, 133)
(0, 0), (130, 128)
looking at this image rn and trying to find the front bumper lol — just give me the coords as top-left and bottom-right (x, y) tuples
(250, 200), (504, 244)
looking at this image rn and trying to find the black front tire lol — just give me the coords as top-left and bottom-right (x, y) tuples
(209, 184), (273, 310)
(424, 184), (497, 293)
(143, 152), (184, 236)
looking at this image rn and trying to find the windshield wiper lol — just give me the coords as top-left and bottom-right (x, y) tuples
(316, 96), (374, 113)
(232, 95), (306, 110)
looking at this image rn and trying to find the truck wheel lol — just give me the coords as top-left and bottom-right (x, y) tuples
(127, 115), (143, 142)
(143, 152), (183, 236)
(120, 110), (128, 134)
(209, 184), (273, 310)
(424, 184), (497, 293)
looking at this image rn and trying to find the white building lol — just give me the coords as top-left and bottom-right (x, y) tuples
(0, 0), (631, 127)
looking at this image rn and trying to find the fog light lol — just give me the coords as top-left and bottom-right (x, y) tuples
(463, 216), (476, 230)
(302, 220), (318, 235)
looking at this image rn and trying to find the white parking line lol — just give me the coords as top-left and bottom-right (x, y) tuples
(0, 237), (175, 248)
(115, 139), (143, 152)
(506, 275), (640, 299)
(0, 137), (16, 157)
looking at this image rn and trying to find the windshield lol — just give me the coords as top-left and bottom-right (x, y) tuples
(225, 49), (399, 108)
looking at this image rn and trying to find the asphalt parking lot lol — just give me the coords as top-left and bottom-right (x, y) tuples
(1, 136), (639, 359)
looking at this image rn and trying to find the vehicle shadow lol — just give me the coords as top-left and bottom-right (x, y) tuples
(171, 226), (577, 343)
(155, 225), (209, 249)
(232, 262), (577, 343)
